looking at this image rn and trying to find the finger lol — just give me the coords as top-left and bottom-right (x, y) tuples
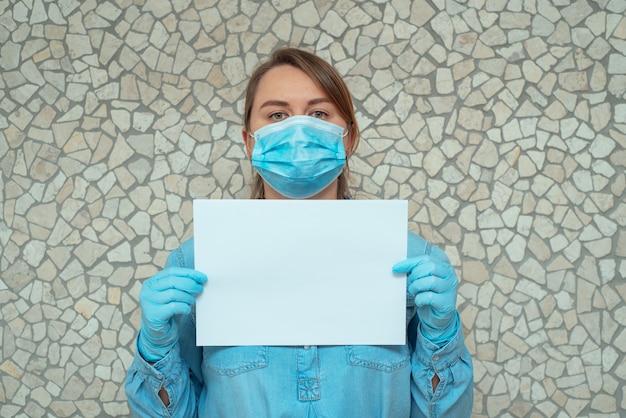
(407, 261), (453, 283)
(392, 255), (430, 274)
(414, 290), (456, 312)
(146, 287), (200, 306)
(147, 274), (206, 295)
(157, 300), (195, 318)
(142, 300), (193, 330)
(153, 267), (208, 284)
(408, 275), (454, 295)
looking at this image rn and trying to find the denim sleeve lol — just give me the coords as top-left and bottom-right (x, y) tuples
(125, 240), (203, 417)
(406, 232), (474, 417)
(409, 314), (473, 418)
(126, 343), (199, 418)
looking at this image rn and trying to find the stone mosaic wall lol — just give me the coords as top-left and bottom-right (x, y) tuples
(1, 0), (625, 417)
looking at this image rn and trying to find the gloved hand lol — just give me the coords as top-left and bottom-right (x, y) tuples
(137, 267), (207, 362)
(393, 255), (459, 346)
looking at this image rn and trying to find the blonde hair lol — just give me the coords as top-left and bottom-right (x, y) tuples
(243, 47), (360, 199)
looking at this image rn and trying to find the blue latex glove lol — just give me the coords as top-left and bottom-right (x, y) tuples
(137, 267), (207, 362)
(393, 255), (459, 346)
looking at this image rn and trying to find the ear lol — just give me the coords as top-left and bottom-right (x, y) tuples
(348, 130), (357, 154)
(344, 125), (357, 156)
(242, 128), (253, 158)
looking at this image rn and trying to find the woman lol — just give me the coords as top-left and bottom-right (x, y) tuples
(126, 47), (473, 417)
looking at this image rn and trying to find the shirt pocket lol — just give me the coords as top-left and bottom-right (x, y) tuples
(203, 346), (269, 377)
(346, 345), (410, 373)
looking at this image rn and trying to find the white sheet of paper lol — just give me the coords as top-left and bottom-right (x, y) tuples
(193, 199), (408, 346)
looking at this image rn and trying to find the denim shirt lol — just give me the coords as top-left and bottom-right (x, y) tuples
(126, 232), (473, 417)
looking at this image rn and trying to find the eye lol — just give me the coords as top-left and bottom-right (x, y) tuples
(310, 110), (328, 119)
(269, 112), (288, 121)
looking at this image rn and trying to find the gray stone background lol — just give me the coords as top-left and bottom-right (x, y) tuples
(0, 0), (625, 417)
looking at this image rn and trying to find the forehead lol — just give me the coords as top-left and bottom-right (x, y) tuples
(254, 65), (328, 103)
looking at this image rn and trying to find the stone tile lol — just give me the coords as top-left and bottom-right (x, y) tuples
(1, 1), (623, 416)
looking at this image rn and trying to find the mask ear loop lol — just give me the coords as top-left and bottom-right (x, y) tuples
(342, 121), (353, 138)
(343, 122), (357, 156)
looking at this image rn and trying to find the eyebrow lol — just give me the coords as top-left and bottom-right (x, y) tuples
(259, 97), (331, 109)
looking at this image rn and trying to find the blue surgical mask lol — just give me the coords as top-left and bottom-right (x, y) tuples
(250, 116), (347, 199)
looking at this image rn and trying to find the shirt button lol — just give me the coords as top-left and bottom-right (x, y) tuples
(433, 356), (439, 362)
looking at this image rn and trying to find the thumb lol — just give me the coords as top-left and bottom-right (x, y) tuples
(392, 255), (428, 274)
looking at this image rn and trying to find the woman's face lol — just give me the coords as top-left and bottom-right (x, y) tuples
(243, 64), (352, 199)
